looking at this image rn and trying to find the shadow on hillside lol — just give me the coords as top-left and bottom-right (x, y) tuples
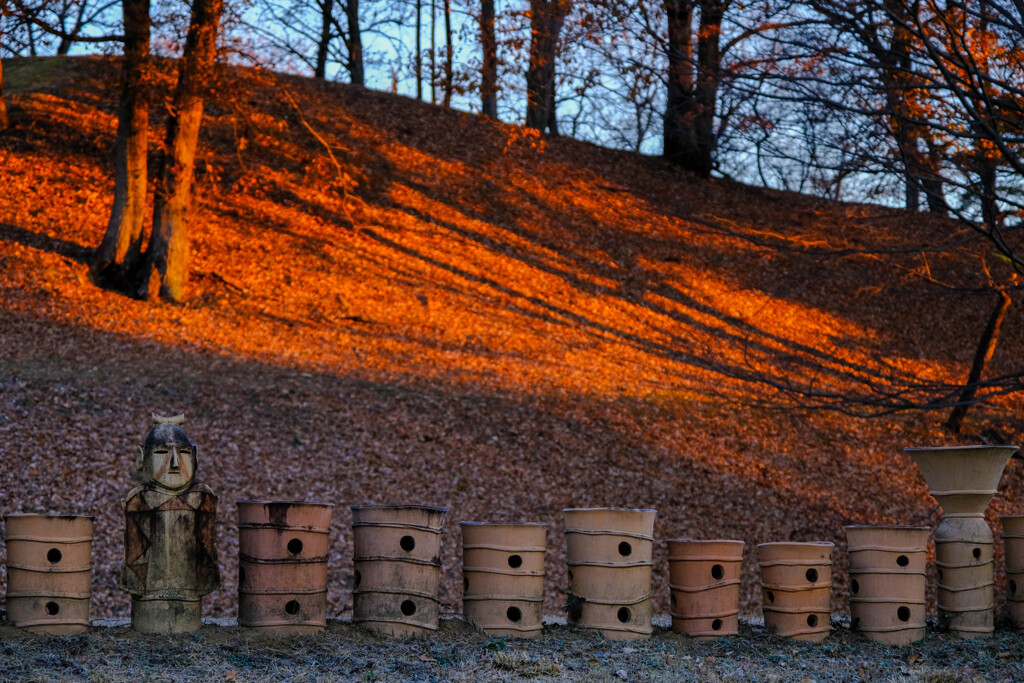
(371, 180), (945, 413)
(0, 221), (90, 263)
(0, 309), (958, 618)
(373, 110), (994, 365)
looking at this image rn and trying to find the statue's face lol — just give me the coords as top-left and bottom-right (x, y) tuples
(137, 426), (196, 492)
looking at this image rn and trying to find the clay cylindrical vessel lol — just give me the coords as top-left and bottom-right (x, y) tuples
(1000, 515), (1024, 630)
(906, 445), (1017, 638)
(236, 500), (333, 634)
(351, 505), (448, 637)
(845, 525), (928, 646)
(564, 507), (656, 641)
(758, 542), (833, 642)
(4, 513), (95, 634)
(667, 539), (743, 639)
(461, 522), (547, 638)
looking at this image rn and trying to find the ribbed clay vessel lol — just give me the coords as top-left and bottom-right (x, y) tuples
(758, 542), (833, 642)
(237, 501), (333, 634)
(667, 539), (743, 638)
(907, 445), (1017, 638)
(845, 525), (929, 645)
(351, 505), (448, 637)
(1000, 515), (1024, 630)
(461, 522), (547, 637)
(4, 513), (95, 634)
(564, 507), (656, 641)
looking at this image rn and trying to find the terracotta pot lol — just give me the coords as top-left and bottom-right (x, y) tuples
(667, 539), (743, 639)
(757, 542), (833, 642)
(460, 522), (547, 638)
(845, 525), (928, 646)
(351, 504), (447, 637)
(1001, 515), (1024, 630)
(236, 501), (332, 635)
(564, 508), (656, 641)
(4, 514), (94, 635)
(907, 445), (1016, 639)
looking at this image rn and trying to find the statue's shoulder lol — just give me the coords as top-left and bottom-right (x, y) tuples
(121, 485), (148, 509)
(191, 482), (216, 497)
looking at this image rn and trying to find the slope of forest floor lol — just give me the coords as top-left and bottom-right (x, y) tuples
(2, 56), (1024, 666)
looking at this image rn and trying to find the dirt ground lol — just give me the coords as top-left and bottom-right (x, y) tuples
(1, 617), (1023, 682)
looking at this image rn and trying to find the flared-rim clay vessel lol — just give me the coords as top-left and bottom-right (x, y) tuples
(845, 525), (929, 646)
(461, 522), (548, 638)
(564, 507), (657, 641)
(3, 513), (95, 635)
(1000, 515), (1024, 630)
(351, 504), (448, 637)
(236, 500), (333, 635)
(757, 542), (833, 642)
(906, 445), (1018, 638)
(667, 539), (744, 639)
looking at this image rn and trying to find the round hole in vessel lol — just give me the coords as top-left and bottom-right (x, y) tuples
(47, 548), (62, 564)
(285, 600), (300, 615)
(711, 564), (724, 580)
(851, 579), (859, 594)
(766, 591), (775, 604)
(354, 570), (361, 588)
(618, 541), (632, 557)
(401, 600), (417, 616)
(1012, 580), (1018, 595)
(287, 538), (303, 555)
(617, 607), (631, 623)
(896, 555), (909, 567)
(507, 606), (522, 623)
(805, 568), (819, 583)
(45, 602), (60, 616)
(973, 547), (982, 560)
(712, 619), (723, 631)
(806, 614), (818, 628)
(239, 567), (246, 585)
(463, 577), (469, 591)
(508, 554), (523, 569)
(401, 536), (416, 552)
(671, 595), (676, 610)
(897, 606), (911, 622)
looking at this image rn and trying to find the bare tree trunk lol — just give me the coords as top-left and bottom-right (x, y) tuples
(136, 0), (223, 302)
(525, 0), (568, 131)
(90, 0), (150, 283)
(946, 290), (1012, 433)
(0, 1), (8, 132)
(480, 0), (497, 118)
(546, 88), (558, 135)
(315, 0), (333, 79)
(663, 0), (695, 166)
(345, 0), (363, 85)
(689, 0), (725, 177)
(442, 0), (452, 107)
(430, 0), (436, 104)
(415, 0), (422, 100)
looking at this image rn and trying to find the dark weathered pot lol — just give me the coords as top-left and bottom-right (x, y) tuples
(237, 500), (333, 635)
(351, 505), (447, 637)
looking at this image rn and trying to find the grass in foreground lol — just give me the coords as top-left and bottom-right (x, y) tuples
(1, 618), (1023, 682)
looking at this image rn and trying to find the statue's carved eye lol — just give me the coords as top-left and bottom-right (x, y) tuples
(153, 449), (169, 456)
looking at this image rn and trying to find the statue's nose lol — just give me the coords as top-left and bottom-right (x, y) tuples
(169, 447), (181, 470)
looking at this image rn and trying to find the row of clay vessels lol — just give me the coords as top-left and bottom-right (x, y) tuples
(2, 417), (1021, 642)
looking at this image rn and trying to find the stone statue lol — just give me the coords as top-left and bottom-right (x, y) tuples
(120, 414), (220, 633)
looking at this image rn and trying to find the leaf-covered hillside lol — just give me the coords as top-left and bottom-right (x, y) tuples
(1, 56), (1023, 620)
